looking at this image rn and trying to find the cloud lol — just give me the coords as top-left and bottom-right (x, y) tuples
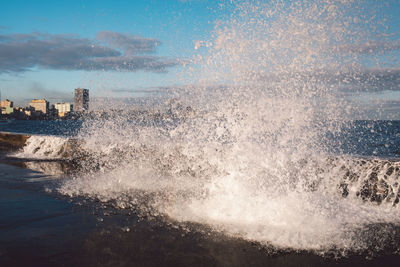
(26, 81), (73, 101)
(253, 67), (400, 93)
(0, 32), (178, 73)
(96, 31), (160, 55)
(314, 68), (400, 93)
(334, 40), (400, 54)
(111, 88), (164, 94)
(351, 97), (400, 120)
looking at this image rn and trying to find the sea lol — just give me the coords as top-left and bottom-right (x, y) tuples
(1, 118), (400, 267)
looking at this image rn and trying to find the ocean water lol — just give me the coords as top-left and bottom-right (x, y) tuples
(2, 0), (400, 265)
(3, 117), (400, 256)
(2, 119), (400, 158)
(0, 120), (83, 136)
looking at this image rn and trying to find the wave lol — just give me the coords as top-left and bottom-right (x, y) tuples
(12, 135), (74, 159)
(55, 143), (400, 253)
(10, 0), (400, 256)
(16, 133), (400, 208)
(12, 130), (400, 253)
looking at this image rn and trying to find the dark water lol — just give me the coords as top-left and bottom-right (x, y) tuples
(2, 119), (400, 158)
(326, 121), (400, 159)
(0, 120), (83, 136)
(1, 163), (400, 267)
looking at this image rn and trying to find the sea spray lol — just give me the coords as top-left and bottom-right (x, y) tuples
(57, 0), (400, 255)
(13, 135), (71, 159)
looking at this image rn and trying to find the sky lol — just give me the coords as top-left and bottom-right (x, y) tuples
(0, 0), (400, 119)
(0, 0), (220, 105)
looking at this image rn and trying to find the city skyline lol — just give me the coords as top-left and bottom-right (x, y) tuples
(1, 87), (87, 108)
(0, 87), (90, 120)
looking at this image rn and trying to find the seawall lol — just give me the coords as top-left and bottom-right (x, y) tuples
(0, 132), (31, 151)
(0, 132), (83, 159)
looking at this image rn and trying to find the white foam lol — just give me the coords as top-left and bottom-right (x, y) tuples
(14, 135), (70, 159)
(56, 0), (399, 254)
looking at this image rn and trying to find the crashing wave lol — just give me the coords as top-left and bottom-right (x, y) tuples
(13, 135), (70, 159)
(10, 0), (400, 255)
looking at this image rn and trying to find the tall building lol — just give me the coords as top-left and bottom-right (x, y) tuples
(29, 99), (49, 114)
(74, 88), (89, 112)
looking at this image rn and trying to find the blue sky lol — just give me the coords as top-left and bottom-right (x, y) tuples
(0, 0), (399, 119)
(0, 0), (220, 105)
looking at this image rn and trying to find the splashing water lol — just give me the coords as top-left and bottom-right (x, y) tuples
(14, 135), (71, 159)
(56, 0), (400, 255)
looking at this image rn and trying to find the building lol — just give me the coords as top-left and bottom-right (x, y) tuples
(1, 99), (14, 115)
(55, 102), (73, 117)
(4, 106), (13, 114)
(29, 99), (49, 114)
(23, 107), (34, 116)
(0, 99), (13, 108)
(74, 88), (89, 112)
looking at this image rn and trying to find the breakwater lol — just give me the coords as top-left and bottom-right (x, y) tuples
(0, 132), (30, 151)
(0, 131), (84, 159)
